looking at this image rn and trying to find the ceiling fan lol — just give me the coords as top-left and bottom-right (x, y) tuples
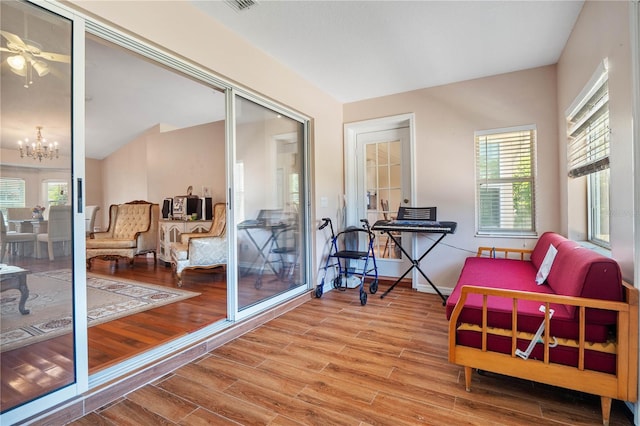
(1, 30), (70, 87)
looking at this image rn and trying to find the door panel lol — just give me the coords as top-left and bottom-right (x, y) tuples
(354, 126), (412, 277)
(233, 96), (307, 311)
(0, 0), (76, 414)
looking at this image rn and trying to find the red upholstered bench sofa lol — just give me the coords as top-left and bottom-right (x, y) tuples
(446, 232), (638, 425)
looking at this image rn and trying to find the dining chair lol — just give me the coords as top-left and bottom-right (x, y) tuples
(36, 205), (72, 260)
(0, 211), (36, 263)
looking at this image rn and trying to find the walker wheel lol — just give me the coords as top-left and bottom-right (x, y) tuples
(315, 286), (323, 298)
(360, 290), (367, 305)
(369, 280), (378, 294)
(333, 276), (342, 289)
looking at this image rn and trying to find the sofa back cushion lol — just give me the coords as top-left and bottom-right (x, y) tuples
(546, 244), (622, 323)
(531, 232), (570, 270)
(112, 203), (152, 239)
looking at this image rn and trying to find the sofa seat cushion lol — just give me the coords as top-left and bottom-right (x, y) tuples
(86, 238), (137, 249)
(446, 257), (612, 342)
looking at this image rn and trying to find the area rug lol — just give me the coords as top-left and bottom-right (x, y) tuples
(1, 270), (200, 352)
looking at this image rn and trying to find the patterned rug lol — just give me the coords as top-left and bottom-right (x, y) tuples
(0, 270), (200, 352)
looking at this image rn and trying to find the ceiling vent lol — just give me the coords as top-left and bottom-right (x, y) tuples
(225, 0), (258, 12)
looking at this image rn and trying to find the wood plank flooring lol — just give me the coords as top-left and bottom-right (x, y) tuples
(1, 256), (227, 412)
(68, 285), (633, 426)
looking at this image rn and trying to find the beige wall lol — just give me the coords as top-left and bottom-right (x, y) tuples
(101, 122), (225, 212)
(557, 1), (634, 280)
(344, 65), (560, 289)
(146, 121), (226, 204)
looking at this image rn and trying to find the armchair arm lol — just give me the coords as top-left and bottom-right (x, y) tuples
(91, 230), (114, 240)
(187, 236), (227, 267)
(181, 232), (215, 245)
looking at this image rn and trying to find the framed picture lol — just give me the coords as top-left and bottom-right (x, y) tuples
(172, 196), (187, 219)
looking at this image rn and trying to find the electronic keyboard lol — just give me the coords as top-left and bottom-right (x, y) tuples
(372, 220), (457, 234)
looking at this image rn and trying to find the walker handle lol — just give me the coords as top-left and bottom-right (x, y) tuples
(319, 218), (331, 230)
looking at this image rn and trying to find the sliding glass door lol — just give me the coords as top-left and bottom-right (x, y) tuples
(233, 95), (308, 312)
(0, 0), (84, 417)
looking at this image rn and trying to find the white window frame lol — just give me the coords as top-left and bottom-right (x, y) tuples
(44, 180), (70, 207)
(565, 59), (610, 247)
(475, 125), (537, 237)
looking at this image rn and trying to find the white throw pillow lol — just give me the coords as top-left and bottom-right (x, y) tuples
(535, 243), (558, 285)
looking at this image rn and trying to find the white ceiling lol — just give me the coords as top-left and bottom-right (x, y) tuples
(193, 0), (584, 103)
(1, 1), (584, 162)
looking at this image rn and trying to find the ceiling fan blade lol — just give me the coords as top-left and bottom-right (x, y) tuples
(36, 51), (70, 63)
(0, 47), (12, 52)
(0, 30), (27, 50)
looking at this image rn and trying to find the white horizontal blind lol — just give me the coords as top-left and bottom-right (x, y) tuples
(566, 63), (610, 178)
(0, 177), (26, 221)
(476, 127), (536, 235)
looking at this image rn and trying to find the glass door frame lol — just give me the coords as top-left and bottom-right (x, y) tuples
(1, 1), (88, 423)
(227, 88), (312, 322)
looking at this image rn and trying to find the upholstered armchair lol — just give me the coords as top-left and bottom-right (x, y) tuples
(170, 203), (226, 286)
(86, 200), (159, 268)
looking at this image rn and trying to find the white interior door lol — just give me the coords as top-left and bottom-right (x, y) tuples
(345, 115), (414, 278)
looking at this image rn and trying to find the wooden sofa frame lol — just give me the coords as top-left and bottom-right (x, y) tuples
(448, 247), (638, 426)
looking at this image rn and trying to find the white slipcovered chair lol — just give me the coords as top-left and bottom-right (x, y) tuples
(0, 211), (36, 262)
(85, 205), (100, 237)
(36, 205), (72, 260)
(170, 203), (226, 286)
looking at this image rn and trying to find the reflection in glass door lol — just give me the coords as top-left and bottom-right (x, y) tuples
(234, 96), (307, 311)
(0, 0), (75, 414)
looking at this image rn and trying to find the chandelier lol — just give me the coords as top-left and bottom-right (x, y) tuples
(18, 126), (59, 161)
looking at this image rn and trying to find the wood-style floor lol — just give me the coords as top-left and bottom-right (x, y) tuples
(1, 255), (227, 413)
(68, 285), (633, 425)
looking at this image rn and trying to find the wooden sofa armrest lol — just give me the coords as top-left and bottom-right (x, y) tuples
(476, 246), (533, 260)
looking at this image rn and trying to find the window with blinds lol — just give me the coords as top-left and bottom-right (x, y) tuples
(566, 61), (609, 178)
(475, 126), (536, 236)
(0, 177), (26, 221)
(566, 59), (610, 247)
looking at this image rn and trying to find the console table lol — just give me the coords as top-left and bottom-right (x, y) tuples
(158, 219), (212, 265)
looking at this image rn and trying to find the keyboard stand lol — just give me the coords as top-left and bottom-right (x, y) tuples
(375, 225), (453, 305)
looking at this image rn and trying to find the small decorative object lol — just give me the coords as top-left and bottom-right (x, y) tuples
(32, 205), (45, 220)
